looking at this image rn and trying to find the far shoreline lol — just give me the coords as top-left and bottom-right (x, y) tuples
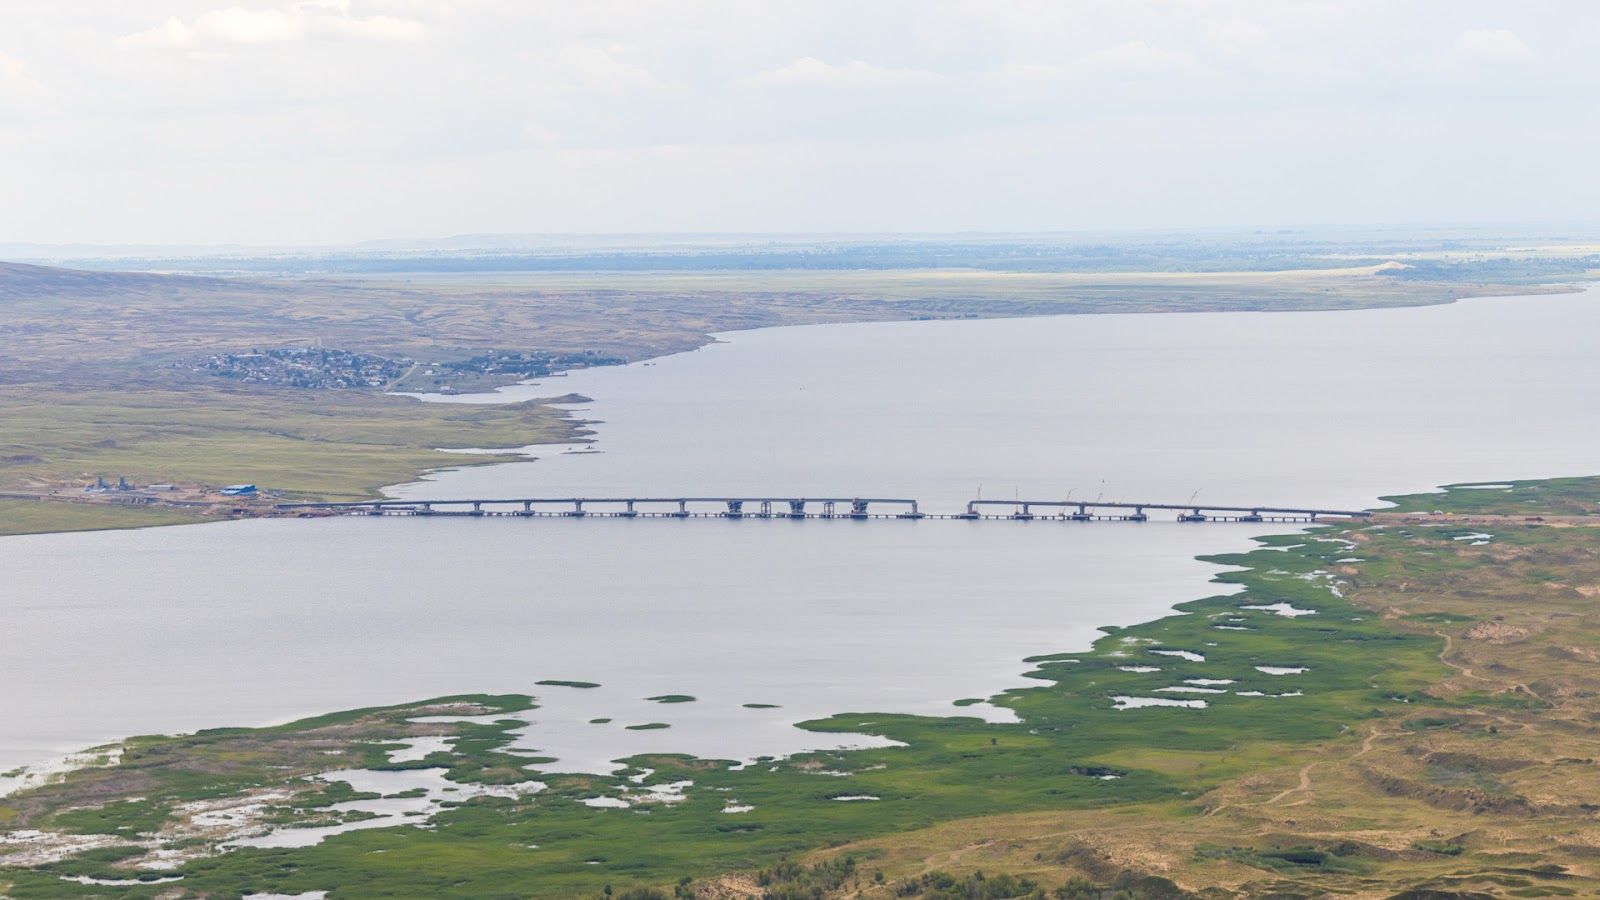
(0, 278), (1589, 539)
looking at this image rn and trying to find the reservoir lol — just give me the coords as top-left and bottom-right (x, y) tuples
(3, 286), (1599, 775)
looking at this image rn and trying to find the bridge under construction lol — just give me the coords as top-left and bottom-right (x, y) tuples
(276, 496), (1371, 523)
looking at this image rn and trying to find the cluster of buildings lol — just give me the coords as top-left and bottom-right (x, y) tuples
(188, 347), (407, 389)
(184, 346), (629, 392)
(423, 349), (627, 381)
(83, 477), (257, 501)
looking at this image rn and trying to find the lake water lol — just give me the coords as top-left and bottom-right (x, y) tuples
(3, 286), (1598, 776)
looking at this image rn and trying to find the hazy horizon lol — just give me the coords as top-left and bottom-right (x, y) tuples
(7, 223), (1600, 264)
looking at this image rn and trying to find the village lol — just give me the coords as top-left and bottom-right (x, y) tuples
(186, 346), (627, 392)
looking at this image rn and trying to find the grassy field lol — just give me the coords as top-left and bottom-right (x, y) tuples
(0, 384), (580, 501)
(8, 478), (1599, 897)
(0, 499), (203, 536)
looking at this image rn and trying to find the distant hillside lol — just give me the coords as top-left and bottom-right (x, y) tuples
(0, 259), (1580, 380)
(0, 260), (239, 301)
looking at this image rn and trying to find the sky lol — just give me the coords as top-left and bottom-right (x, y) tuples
(0, 1), (1596, 245)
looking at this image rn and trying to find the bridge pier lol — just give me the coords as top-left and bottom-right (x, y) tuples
(789, 499), (806, 519)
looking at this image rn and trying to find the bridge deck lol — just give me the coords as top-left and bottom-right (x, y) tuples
(277, 495), (1370, 522)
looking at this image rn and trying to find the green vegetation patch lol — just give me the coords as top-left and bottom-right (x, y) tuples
(0, 499), (202, 537)
(1414, 839), (1466, 856)
(644, 695), (696, 704)
(0, 693), (534, 845)
(48, 800), (173, 839)
(896, 869), (1043, 898)
(1381, 476), (1600, 518)
(1198, 842), (1372, 875)
(0, 385), (580, 508)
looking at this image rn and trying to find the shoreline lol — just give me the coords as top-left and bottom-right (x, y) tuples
(0, 504), (1335, 819)
(1, 279), (1588, 539)
(0, 482), (1434, 792)
(6, 474), (1593, 890)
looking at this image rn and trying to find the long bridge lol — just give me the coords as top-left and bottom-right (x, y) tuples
(275, 496), (1371, 523)
(962, 499), (1365, 523)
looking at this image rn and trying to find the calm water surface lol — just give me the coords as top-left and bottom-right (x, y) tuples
(3, 287), (1598, 774)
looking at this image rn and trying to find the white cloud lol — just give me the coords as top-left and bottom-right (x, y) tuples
(1202, 20), (1271, 59)
(120, 8), (302, 47)
(536, 46), (665, 94)
(1453, 29), (1531, 63)
(753, 57), (944, 89)
(993, 62), (1070, 83)
(0, 51), (28, 81)
(118, 2), (426, 49)
(1080, 41), (1194, 72)
(315, 13), (426, 42)
(0, 50), (43, 95)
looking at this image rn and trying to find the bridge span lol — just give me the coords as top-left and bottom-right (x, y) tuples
(962, 499), (1367, 523)
(276, 496), (1371, 523)
(277, 496), (923, 519)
